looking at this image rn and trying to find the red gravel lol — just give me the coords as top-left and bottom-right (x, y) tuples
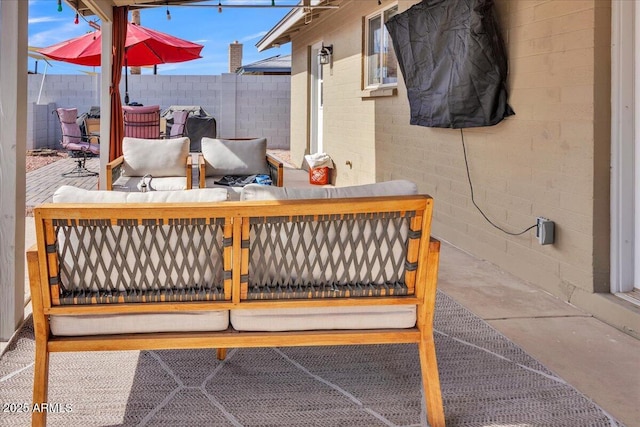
(26, 150), (67, 173)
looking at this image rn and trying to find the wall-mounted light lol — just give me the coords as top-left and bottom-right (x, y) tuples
(318, 44), (333, 66)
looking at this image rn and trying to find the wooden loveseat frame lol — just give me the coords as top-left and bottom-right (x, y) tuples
(27, 195), (445, 426)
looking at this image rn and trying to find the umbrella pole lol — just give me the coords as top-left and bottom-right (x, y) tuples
(124, 56), (130, 105)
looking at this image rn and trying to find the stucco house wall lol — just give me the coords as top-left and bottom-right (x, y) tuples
(287, 0), (637, 335)
(290, 1), (380, 185)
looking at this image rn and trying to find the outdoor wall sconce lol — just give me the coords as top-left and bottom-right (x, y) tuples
(318, 44), (333, 66)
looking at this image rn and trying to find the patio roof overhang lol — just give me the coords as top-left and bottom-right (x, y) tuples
(66, 0), (206, 18)
(65, 0), (339, 51)
(256, 0), (337, 51)
(67, 0), (338, 23)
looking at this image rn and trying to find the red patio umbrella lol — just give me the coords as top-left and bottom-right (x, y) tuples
(38, 22), (203, 67)
(40, 20), (204, 161)
(38, 22), (203, 105)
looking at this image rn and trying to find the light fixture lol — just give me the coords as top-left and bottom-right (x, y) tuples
(57, 0), (63, 12)
(74, 12), (79, 24)
(218, 1), (222, 13)
(318, 44), (333, 66)
(378, 0), (382, 5)
(166, 4), (171, 20)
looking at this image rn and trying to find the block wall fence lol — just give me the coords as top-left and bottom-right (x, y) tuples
(27, 73), (291, 150)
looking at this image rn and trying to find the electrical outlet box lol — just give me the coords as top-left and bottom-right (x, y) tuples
(536, 217), (555, 245)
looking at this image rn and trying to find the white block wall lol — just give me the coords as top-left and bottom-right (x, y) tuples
(27, 73), (290, 150)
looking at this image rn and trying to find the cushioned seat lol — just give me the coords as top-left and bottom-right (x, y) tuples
(50, 186), (230, 336)
(51, 312), (229, 337)
(232, 180), (419, 332)
(231, 306), (416, 332)
(198, 137), (284, 193)
(106, 136), (193, 191)
(54, 107), (100, 177)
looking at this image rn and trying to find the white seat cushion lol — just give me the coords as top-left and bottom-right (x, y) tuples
(201, 137), (269, 176)
(51, 311), (229, 336)
(231, 305), (416, 332)
(53, 185), (228, 203)
(112, 176), (189, 192)
(241, 179), (418, 201)
(122, 136), (189, 177)
(203, 176), (244, 200)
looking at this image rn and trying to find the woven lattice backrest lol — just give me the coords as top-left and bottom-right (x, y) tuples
(247, 211), (416, 299)
(52, 218), (225, 304)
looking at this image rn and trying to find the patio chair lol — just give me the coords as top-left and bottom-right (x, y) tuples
(198, 137), (283, 199)
(54, 107), (99, 177)
(106, 136), (193, 191)
(167, 110), (189, 138)
(123, 105), (161, 139)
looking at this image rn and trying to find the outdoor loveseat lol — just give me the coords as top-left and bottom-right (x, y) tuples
(27, 181), (445, 427)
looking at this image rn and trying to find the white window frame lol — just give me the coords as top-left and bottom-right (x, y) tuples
(364, 3), (399, 89)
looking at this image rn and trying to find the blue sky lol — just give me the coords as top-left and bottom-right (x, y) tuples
(28, 0), (292, 75)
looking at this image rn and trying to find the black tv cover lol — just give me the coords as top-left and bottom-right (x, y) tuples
(385, 0), (514, 128)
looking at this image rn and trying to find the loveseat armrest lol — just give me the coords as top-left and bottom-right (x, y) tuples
(198, 154), (206, 189)
(186, 155), (193, 190)
(266, 154), (284, 187)
(105, 156), (125, 190)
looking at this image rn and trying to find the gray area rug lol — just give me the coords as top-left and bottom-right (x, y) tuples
(0, 293), (622, 427)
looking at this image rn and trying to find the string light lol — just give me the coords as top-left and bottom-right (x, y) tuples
(74, 12), (79, 24)
(218, 1), (222, 13)
(166, 7), (171, 20)
(272, 0), (275, 5)
(57, 0), (63, 12)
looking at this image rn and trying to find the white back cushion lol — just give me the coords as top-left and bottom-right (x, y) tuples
(122, 136), (189, 177)
(241, 179), (418, 201)
(53, 185), (228, 203)
(201, 137), (268, 176)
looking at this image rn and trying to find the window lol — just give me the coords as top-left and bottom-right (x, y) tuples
(365, 4), (398, 88)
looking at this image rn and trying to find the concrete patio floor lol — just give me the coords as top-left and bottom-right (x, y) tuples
(8, 155), (640, 427)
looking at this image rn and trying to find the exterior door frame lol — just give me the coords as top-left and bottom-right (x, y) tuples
(611, 0), (638, 295)
(309, 40), (324, 155)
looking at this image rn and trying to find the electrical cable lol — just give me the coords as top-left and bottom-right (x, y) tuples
(460, 129), (536, 236)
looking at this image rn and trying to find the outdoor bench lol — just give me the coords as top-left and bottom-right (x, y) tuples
(27, 181), (445, 427)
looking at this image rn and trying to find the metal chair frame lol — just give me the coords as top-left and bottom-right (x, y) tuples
(54, 108), (99, 177)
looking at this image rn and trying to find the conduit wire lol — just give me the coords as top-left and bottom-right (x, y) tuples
(460, 129), (536, 236)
